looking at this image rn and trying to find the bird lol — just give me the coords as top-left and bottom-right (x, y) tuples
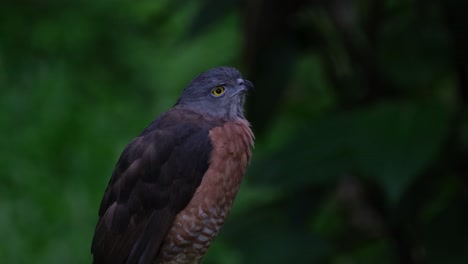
(91, 66), (255, 264)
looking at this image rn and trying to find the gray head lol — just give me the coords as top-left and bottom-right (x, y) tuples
(176, 66), (254, 120)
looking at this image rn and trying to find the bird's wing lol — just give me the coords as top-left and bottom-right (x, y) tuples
(91, 110), (217, 264)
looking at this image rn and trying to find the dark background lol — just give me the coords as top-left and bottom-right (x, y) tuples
(1, 0), (467, 263)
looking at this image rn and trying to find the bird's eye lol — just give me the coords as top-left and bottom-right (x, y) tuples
(211, 86), (225, 97)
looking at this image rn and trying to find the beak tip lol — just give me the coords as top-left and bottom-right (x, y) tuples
(244, 80), (255, 92)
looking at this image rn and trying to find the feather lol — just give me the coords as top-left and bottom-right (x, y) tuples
(91, 108), (222, 264)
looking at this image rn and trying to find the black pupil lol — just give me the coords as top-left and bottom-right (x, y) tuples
(216, 88), (222, 94)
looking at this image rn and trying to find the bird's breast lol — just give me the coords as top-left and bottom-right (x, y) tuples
(156, 120), (254, 264)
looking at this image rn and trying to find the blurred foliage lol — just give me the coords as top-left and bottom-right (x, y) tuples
(1, 0), (467, 263)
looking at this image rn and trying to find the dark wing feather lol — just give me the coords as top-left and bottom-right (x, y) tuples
(91, 109), (220, 264)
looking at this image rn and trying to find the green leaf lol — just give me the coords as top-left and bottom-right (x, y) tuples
(251, 100), (451, 204)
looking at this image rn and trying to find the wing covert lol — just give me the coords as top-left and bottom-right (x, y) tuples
(91, 109), (220, 264)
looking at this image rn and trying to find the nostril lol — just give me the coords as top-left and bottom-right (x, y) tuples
(237, 79), (244, 86)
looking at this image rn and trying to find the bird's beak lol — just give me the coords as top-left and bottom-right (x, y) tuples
(235, 78), (255, 95)
(243, 79), (255, 92)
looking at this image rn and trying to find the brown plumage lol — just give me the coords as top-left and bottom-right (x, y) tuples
(91, 67), (254, 264)
(156, 120), (253, 263)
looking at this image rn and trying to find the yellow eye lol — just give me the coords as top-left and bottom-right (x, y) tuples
(211, 86), (225, 97)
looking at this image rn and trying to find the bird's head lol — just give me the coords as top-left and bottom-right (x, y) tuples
(176, 66), (254, 120)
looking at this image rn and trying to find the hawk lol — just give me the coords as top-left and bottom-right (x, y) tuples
(91, 67), (255, 264)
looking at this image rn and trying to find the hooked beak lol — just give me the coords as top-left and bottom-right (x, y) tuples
(235, 78), (255, 95)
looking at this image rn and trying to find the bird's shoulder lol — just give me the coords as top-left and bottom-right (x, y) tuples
(99, 106), (224, 216)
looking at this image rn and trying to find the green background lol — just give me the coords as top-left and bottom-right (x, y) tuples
(1, 0), (467, 263)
